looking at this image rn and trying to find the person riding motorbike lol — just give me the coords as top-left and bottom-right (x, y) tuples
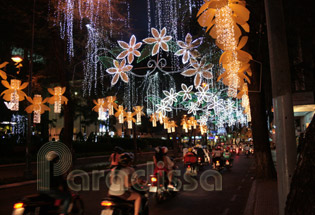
(161, 146), (175, 189)
(109, 146), (123, 168)
(45, 151), (72, 215)
(212, 145), (223, 169)
(108, 152), (141, 215)
(184, 148), (198, 173)
(196, 145), (206, 164)
(244, 144), (250, 157)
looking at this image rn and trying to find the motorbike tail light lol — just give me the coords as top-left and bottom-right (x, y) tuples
(216, 161), (220, 166)
(226, 160), (230, 165)
(151, 177), (157, 183)
(198, 157), (201, 161)
(101, 201), (113, 207)
(13, 203), (24, 209)
(188, 165), (191, 168)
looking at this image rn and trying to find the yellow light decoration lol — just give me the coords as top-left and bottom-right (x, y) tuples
(163, 117), (170, 129)
(169, 120), (178, 133)
(0, 62), (8, 80)
(47, 87), (68, 113)
(200, 125), (208, 135)
(189, 116), (198, 129)
(125, 111), (136, 129)
(106, 96), (117, 116)
(157, 112), (164, 124)
(25, 95), (50, 124)
(114, 105), (126, 124)
(133, 106), (145, 124)
(181, 116), (188, 133)
(150, 113), (158, 127)
(92, 98), (108, 121)
(1, 79), (28, 111)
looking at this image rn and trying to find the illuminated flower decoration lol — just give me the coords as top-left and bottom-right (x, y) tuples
(92, 98), (108, 121)
(198, 115), (208, 126)
(105, 96), (117, 116)
(163, 116), (170, 129)
(189, 116), (198, 129)
(150, 113), (158, 127)
(117, 35), (142, 64)
(156, 101), (172, 116)
(181, 58), (213, 88)
(225, 99), (236, 114)
(169, 120), (177, 133)
(47, 87), (68, 113)
(186, 102), (200, 115)
(207, 95), (224, 115)
(25, 95), (50, 123)
(195, 85), (213, 103)
(106, 59), (133, 86)
(175, 33), (202, 64)
(1, 79), (28, 111)
(181, 116), (189, 133)
(114, 105), (127, 124)
(133, 106), (145, 124)
(216, 119), (225, 128)
(125, 111), (136, 129)
(0, 62), (8, 80)
(179, 84), (193, 101)
(162, 88), (178, 106)
(143, 27), (172, 56)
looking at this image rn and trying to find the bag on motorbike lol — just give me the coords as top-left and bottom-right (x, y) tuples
(184, 153), (197, 164)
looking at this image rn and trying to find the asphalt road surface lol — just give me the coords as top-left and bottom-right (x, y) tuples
(0, 154), (254, 215)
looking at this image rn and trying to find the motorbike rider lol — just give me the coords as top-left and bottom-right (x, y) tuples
(184, 148), (198, 172)
(45, 151), (72, 215)
(212, 145), (223, 169)
(161, 146), (175, 189)
(108, 152), (141, 215)
(196, 145), (206, 164)
(223, 149), (232, 165)
(244, 144), (250, 156)
(109, 146), (123, 168)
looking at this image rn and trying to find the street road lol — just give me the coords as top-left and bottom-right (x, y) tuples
(0, 154), (254, 215)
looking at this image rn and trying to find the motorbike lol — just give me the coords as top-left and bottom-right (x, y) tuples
(245, 149), (250, 158)
(100, 180), (149, 215)
(212, 158), (223, 171)
(12, 192), (84, 215)
(224, 159), (232, 170)
(149, 169), (179, 203)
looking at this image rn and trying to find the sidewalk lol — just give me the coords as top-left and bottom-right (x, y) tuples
(244, 179), (278, 215)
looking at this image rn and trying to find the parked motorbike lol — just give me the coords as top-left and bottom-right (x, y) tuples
(12, 192), (84, 215)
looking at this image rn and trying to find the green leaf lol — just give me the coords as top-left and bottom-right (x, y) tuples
(108, 47), (124, 58)
(99, 56), (114, 68)
(137, 44), (153, 64)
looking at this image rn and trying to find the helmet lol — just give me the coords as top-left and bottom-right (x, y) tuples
(118, 153), (133, 166)
(161, 146), (168, 154)
(188, 148), (193, 152)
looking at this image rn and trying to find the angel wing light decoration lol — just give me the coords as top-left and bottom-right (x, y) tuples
(47, 87), (68, 113)
(25, 95), (50, 123)
(1, 79), (28, 111)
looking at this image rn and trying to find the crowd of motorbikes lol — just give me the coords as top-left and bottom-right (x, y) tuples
(11, 144), (254, 215)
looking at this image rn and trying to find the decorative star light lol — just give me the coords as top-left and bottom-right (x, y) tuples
(175, 33), (203, 64)
(162, 88), (178, 106)
(225, 99), (236, 114)
(156, 101), (172, 116)
(195, 85), (213, 103)
(198, 115), (208, 126)
(186, 101), (200, 115)
(178, 83), (193, 101)
(106, 59), (133, 86)
(181, 58), (213, 88)
(143, 27), (172, 56)
(117, 35), (142, 64)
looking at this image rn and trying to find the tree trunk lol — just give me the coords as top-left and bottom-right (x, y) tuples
(285, 116), (315, 214)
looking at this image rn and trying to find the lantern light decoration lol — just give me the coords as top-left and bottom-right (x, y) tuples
(189, 116), (198, 129)
(181, 116), (188, 133)
(92, 98), (109, 121)
(1, 79), (28, 111)
(115, 105), (126, 124)
(125, 111), (136, 129)
(47, 87), (68, 113)
(150, 113), (158, 127)
(158, 112), (164, 124)
(0, 62), (8, 80)
(25, 95), (50, 123)
(169, 120), (177, 133)
(133, 106), (145, 124)
(106, 96), (117, 116)
(163, 117), (170, 130)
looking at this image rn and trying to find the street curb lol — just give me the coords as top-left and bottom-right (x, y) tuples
(243, 180), (257, 215)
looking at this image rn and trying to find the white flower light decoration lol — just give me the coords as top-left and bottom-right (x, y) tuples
(106, 59), (133, 86)
(195, 85), (213, 103)
(156, 101), (172, 116)
(117, 35), (142, 64)
(162, 88), (178, 106)
(175, 33), (203, 64)
(186, 101), (200, 115)
(181, 58), (213, 88)
(207, 95), (224, 115)
(143, 27), (172, 56)
(179, 84), (193, 101)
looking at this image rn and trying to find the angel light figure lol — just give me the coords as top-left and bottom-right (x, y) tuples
(115, 105), (126, 124)
(125, 111), (136, 129)
(25, 95), (50, 123)
(150, 113), (158, 127)
(105, 96), (117, 116)
(133, 106), (145, 124)
(47, 87), (68, 113)
(1, 79), (28, 111)
(92, 98), (108, 121)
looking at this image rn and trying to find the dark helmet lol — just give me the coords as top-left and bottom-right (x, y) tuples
(118, 153), (133, 166)
(114, 146), (124, 153)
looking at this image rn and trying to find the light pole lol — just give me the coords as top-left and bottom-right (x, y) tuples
(24, 0), (36, 179)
